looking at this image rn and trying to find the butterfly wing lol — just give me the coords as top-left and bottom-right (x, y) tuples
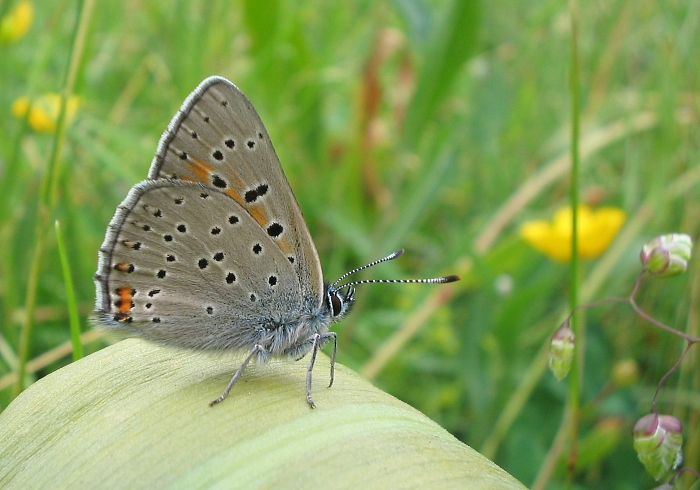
(146, 77), (324, 307)
(94, 180), (304, 351)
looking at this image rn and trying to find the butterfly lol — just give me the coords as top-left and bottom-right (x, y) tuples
(94, 76), (459, 408)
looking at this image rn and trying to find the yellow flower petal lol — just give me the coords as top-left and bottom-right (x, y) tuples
(0, 1), (33, 43)
(520, 220), (570, 262)
(579, 207), (626, 259)
(520, 205), (626, 262)
(11, 93), (80, 133)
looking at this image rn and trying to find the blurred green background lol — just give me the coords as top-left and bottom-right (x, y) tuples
(1, 1), (699, 488)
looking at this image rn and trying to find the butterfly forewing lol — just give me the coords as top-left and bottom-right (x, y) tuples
(95, 181), (303, 350)
(146, 77), (323, 306)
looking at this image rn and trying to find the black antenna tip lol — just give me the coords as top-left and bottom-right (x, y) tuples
(441, 275), (461, 283)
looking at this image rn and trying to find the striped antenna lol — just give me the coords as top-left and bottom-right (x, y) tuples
(332, 249), (460, 289)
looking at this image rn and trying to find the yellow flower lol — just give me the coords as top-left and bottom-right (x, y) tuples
(0, 1), (33, 43)
(12, 93), (80, 133)
(520, 205), (626, 262)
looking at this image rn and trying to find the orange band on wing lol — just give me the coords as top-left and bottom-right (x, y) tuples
(183, 159), (292, 256)
(114, 262), (134, 273)
(275, 238), (292, 255)
(116, 286), (135, 313)
(224, 188), (245, 207)
(247, 204), (268, 227)
(187, 158), (216, 183)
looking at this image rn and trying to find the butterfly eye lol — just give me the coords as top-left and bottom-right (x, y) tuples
(329, 291), (343, 317)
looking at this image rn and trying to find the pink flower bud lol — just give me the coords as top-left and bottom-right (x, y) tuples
(640, 234), (692, 277)
(549, 324), (575, 380)
(633, 413), (683, 480)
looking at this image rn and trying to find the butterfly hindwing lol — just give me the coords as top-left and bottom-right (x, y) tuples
(95, 180), (303, 350)
(146, 77), (324, 307)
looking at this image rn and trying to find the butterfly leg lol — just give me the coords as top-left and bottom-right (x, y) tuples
(306, 332), (337, 409)
(209, 344), (264, 407)
(327, 332), (338, 388)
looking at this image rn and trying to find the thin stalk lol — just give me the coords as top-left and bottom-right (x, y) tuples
(566, 0), (582, 486)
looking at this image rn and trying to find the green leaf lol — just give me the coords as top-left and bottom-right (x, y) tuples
(0, 339), (525, 489)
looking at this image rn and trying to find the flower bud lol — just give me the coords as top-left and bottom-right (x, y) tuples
(549, 324), (575, 380)
(633, 413), (683, 480)
(640, 234), (692, 277)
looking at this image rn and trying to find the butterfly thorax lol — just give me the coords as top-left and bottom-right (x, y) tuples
(262, 284), (354, 360)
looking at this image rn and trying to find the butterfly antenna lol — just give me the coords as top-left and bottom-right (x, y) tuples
(332, 249), (405, 286)
(333, 249), (460, 289)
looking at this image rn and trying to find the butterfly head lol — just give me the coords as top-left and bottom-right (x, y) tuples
(324, 283), (356, 321)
